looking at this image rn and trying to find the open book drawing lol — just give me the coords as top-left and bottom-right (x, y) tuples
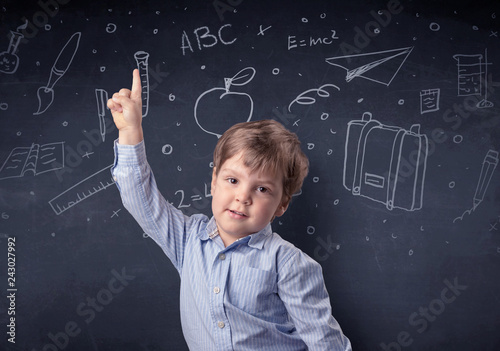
(0, 142), (65, 181)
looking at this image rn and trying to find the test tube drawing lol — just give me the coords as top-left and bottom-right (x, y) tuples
(95, 89), (109, 142)
(134, 51), (150, 117)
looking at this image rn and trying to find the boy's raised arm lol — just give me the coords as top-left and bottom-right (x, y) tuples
(107, 69), (144, 145)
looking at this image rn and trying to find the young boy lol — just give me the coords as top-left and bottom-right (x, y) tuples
(108, 69), (351, 350)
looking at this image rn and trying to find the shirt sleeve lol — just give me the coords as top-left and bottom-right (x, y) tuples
(277, 250), (352, 351)
(110, 139), (196, 273)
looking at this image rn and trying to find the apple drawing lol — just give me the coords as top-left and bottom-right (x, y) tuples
(194, 67), (256, 138)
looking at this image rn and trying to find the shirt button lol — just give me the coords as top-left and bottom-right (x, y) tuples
(113, 176), (117, 181)
(219, 253), (226, 260)
(217, 321), (225, 329)
(213, 286), (220, 294)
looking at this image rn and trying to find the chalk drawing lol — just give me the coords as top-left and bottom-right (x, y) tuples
(48, 165), (115, 215)
(0, 21), (27, 74)
(194, 67), (255, 138)
(420, 89), (440, 114)
(343, 112), (428, 211)
(453, 49), (494, 108)
(325, 46), (413, 86)
(34, 32), (81, 115)
(0, 142), (64, 180)
(95, 89), (109, 142)
(134, 51), (150, 117)
(453, 149), (498, 223)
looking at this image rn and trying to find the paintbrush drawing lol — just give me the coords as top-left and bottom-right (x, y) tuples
(34, 32), (81, 115)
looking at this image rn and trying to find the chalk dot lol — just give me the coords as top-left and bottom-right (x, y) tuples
(106, 23), (117, 33)
(301, 18), (308, 23)
(16, 131), (21, 136)
(143, 232), (149, 238)
(320, 112), (329, 120)
(327, 149), (333, 155)
(333, 199), (339, 205)
(272, 68), (280, 75)
(365, 236), (370, 241)
(62, 121), (68, 127)
(177, 166), (182, 171)
(209, 162), (214, 168)
(453, 134), (463, 144)
(383, 219), (387, 223)
(307, 143), (315, 150)
(449, 181), (456, 188)
(92, 49), (97, 54)
(374, 28), (380, 34)
(472, 25), (479, 30)
(313, 177), (320, 183)
(413, 36), (417, 41)
(162, 144), (173, 155)
(51, 232), (55, 237)
(87, 218), (90, 222)
(156, 11), (160, 15)
(307, 226), (315, 235)
(398, 99), (405, 105)
(409, 249), (414, 256)
(391, 233), (397, 239)
(429, 22), (440, 31)
(0, 102), (8, 110)
(36, 61), (41, 66)
(44, 24), (51, 31)
(492, 13), (496, 19)
(320, 13), (326, 19)
(201, 65), (206, 70)
(100, 66), (106, 72)
(153, 28), (158, 34)
(357, 98), (364, 103)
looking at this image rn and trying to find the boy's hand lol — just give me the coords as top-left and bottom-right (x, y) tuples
(107, 69), (144, 145)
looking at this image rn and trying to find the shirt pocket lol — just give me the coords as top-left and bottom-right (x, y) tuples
(226, 265), (278, 315)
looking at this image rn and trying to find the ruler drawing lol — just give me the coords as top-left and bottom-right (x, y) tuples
(49, 164), (115, 215)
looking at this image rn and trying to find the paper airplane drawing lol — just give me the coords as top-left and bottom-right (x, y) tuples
(325, 46), (413, 86)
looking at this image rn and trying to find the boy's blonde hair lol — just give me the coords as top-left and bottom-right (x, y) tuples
(213, 119), (309, 205)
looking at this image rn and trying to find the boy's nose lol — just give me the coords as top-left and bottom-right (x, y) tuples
(236, 188), (251, 205)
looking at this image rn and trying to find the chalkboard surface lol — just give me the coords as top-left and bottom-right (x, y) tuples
(1, 0), (499, 350)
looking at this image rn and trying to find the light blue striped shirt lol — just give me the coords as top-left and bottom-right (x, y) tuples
(111, 140), (351, 351)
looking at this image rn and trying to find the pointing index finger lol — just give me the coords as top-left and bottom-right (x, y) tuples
(130, 69), (142, 101)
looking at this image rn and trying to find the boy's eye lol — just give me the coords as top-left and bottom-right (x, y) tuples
(257, 186), (268, 193)
(227, 178), (237, 184)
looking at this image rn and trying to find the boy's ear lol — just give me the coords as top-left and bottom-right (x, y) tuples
(274, 199), (290, 218)
(210, 167), (217, 195)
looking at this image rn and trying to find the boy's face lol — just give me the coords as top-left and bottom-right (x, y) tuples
(211, 151), (288, 246)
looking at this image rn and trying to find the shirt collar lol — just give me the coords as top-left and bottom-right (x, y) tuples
(199, 217), (272, 250)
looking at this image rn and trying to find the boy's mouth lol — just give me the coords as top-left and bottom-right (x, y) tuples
(228, 209), (247, 217)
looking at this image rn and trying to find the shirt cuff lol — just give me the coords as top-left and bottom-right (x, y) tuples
(113, 138), (147, 166)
